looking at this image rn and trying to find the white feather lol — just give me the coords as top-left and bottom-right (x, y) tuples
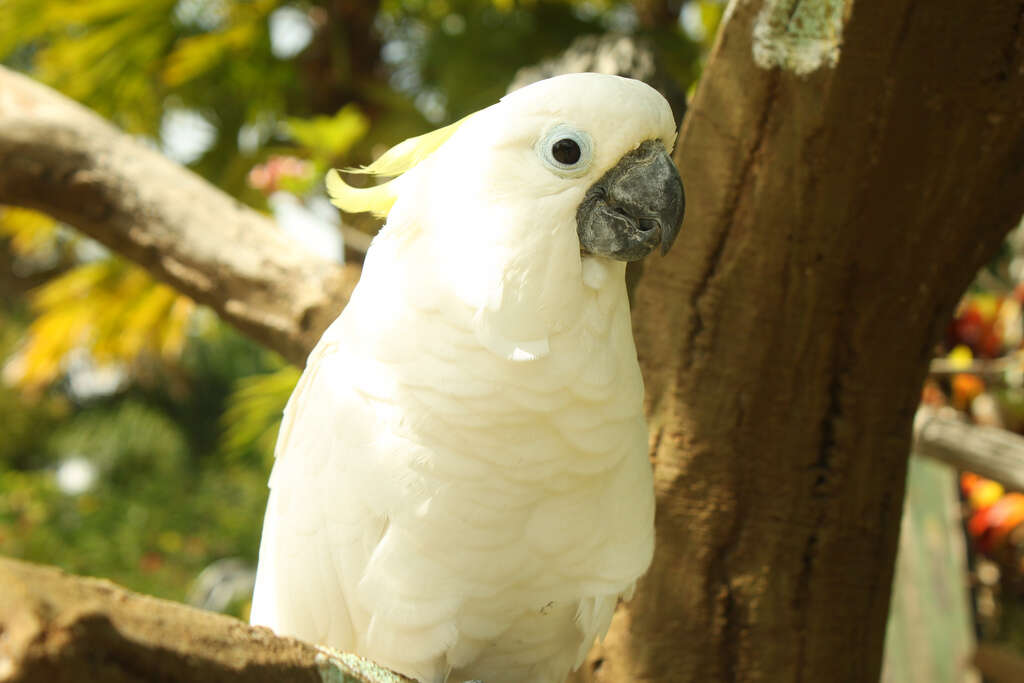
(252, 73), (673, 683)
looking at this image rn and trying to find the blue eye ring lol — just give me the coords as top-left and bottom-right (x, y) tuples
(536, 124), (593, 177)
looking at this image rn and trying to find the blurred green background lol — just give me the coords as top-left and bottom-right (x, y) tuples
(0, 0), (721, 617)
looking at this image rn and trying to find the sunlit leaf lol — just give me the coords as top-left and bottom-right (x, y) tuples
(8, 259), (195, 390)
(40, 0), (150, 26)
(163, 23), (258, 86)
(17, 0), (178, 133)
(0, 207), (59, 257)
(284, 104), (371, 160)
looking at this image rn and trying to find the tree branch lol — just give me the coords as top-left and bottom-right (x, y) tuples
(0, 556), (410, 683)
(915, 407), (1024, 494)
(0, 67), (359, 366)
(928, 357), (1019, 381)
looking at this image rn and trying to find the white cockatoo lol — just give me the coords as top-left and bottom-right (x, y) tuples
(251, 73), (685, 683)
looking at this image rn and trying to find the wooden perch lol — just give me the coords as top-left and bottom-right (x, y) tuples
(915, 407), (1024, 493)
(928, 357), (1020, 381)
(0, 67), (360, 366)
(0, 556), (410, 683)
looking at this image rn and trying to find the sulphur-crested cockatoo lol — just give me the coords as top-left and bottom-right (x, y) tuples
(251, 73), (684, 683)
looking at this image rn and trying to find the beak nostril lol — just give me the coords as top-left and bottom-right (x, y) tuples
(638, 218), (659, 233)
(577, 141), (683, 261)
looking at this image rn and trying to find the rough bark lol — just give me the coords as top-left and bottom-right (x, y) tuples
(574, 1), (1024, 681)
(0, 556), (410, 683)
(0, 67), (360, 367)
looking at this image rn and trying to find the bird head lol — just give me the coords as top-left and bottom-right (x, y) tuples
(328, 73), (684, 359)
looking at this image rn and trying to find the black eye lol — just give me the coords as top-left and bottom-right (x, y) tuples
(537, 126), (592, 176)
(551, 138), (581, 165)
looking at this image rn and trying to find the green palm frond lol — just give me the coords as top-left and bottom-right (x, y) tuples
(221, 364), (299, 466)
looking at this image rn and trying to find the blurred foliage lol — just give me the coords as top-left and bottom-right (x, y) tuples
(0, 296), (272, 602)
(222, 363), (301, 470)
(922, 221), (1024, 657)
(9, 260), (195, 391)
(0, 208), (60, 258)
(0, 0), (720, 612)
(286, 104), (370, 159)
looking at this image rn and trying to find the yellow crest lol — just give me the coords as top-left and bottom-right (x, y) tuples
(326, 116), (471, 218)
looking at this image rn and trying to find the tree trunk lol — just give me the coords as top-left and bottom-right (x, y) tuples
(576, 1), (1024, 681)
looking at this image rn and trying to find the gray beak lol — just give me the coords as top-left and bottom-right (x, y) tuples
(576, 139), (684, 261)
